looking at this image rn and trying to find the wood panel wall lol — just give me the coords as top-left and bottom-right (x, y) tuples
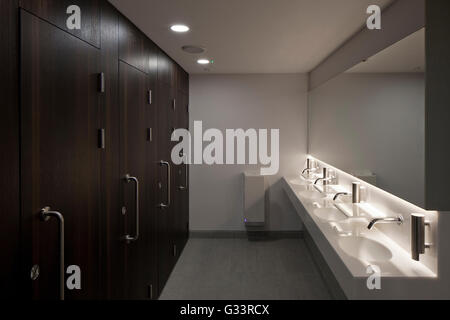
(0, 0), (20, 299)
(0, 0), (189, 299)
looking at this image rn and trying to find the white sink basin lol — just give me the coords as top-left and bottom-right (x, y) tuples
(288, 178), (308, 186)
(298, 190), (326, 200)
(331, 218), (368, 235)
(313, 207), (347, 222)
(338, 236), (392, 262)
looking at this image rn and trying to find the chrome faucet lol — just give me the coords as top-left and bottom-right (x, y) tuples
(314, 168), (333, 185)
(302, 167), (317, 175)
(367, 215), (404, 230)
(333, 182), (362, 202)
(333, 192), (349, 201)
(301, 159), (317, 175)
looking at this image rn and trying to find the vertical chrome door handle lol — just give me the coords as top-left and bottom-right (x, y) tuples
(40, 207), (65, 301)
(159, 161), (171, 208)
(122, 174), (139, 243)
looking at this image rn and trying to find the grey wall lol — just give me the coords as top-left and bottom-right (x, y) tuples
(189, 74), (308, 231)
(309, 73), (425, 207)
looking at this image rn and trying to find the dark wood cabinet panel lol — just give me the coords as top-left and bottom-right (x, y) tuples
(7, 0), (188, 300)
(102, 6), (160, 300)
(155, 51), (190, 295)
(157, 49), (170, 85)
(157, 49), (186, 88)
(119, 15), (154, 75)
(19, 0), (100, 48)
(0, 0), (20, 299)
(177, 66), (189, 94)
(99, 1), (123, 300)
(21, 10), (101, 299)
(146, 72), (159, 299)
(170, 59), (178, 89)
(181, 90), (190, 247)
(148, 41), (159, 83)
(174, 90), (190, 253)
(119, 61), (157, 299)
(155, 81), (175, 293)
(100, 5), (187, 300)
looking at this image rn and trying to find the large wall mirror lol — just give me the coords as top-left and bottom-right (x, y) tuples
(309, 28), (425, 208)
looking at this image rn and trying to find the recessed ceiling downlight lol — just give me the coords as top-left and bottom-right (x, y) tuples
(182, 45), (205, 54)
(197, 59), (210, 65)
(170, 24), (190, 33)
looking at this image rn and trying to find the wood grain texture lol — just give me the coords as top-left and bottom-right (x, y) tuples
(21, 10), (101, 299)
(145, 37), (159, 299)
(119, 61), (153, 299)
(0, 0), (20, 299)
(174, 88), (190, 254)
(155, 79), (174, 294)
(119, 15), (152, 74)
(19, 0), (100, 48)
(99, 1), (122, 300)
(13, 0), (189, 300)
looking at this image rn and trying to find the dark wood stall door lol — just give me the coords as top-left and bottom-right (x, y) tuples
(0, 0), (19, 299)
(173, 87), (189, 256)
(119, 61), (157, 299)
(176, 90), (190, 251)
(156, 79), (175, 294)
(16, 0), (189, 300)
(156, 59), (190, 295)
(20, 10), (101, 300)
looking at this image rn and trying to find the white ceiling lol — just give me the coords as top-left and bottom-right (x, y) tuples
(109, 0), (394, 74)
(347, 28), (425, 73)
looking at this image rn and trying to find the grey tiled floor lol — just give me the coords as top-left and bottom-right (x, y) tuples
(159, 238), (332, 300)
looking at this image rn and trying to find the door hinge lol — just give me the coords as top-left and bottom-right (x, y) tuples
(98, 72), (105, 93)
(148, 90), (152, 105)
(98, 129), (105, 149)
(147, 128), (152, 142)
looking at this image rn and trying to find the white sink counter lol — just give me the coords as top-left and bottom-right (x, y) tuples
(283, 174), (439, 299)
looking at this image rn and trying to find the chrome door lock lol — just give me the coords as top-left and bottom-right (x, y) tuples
(30, 264), (40, 281)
